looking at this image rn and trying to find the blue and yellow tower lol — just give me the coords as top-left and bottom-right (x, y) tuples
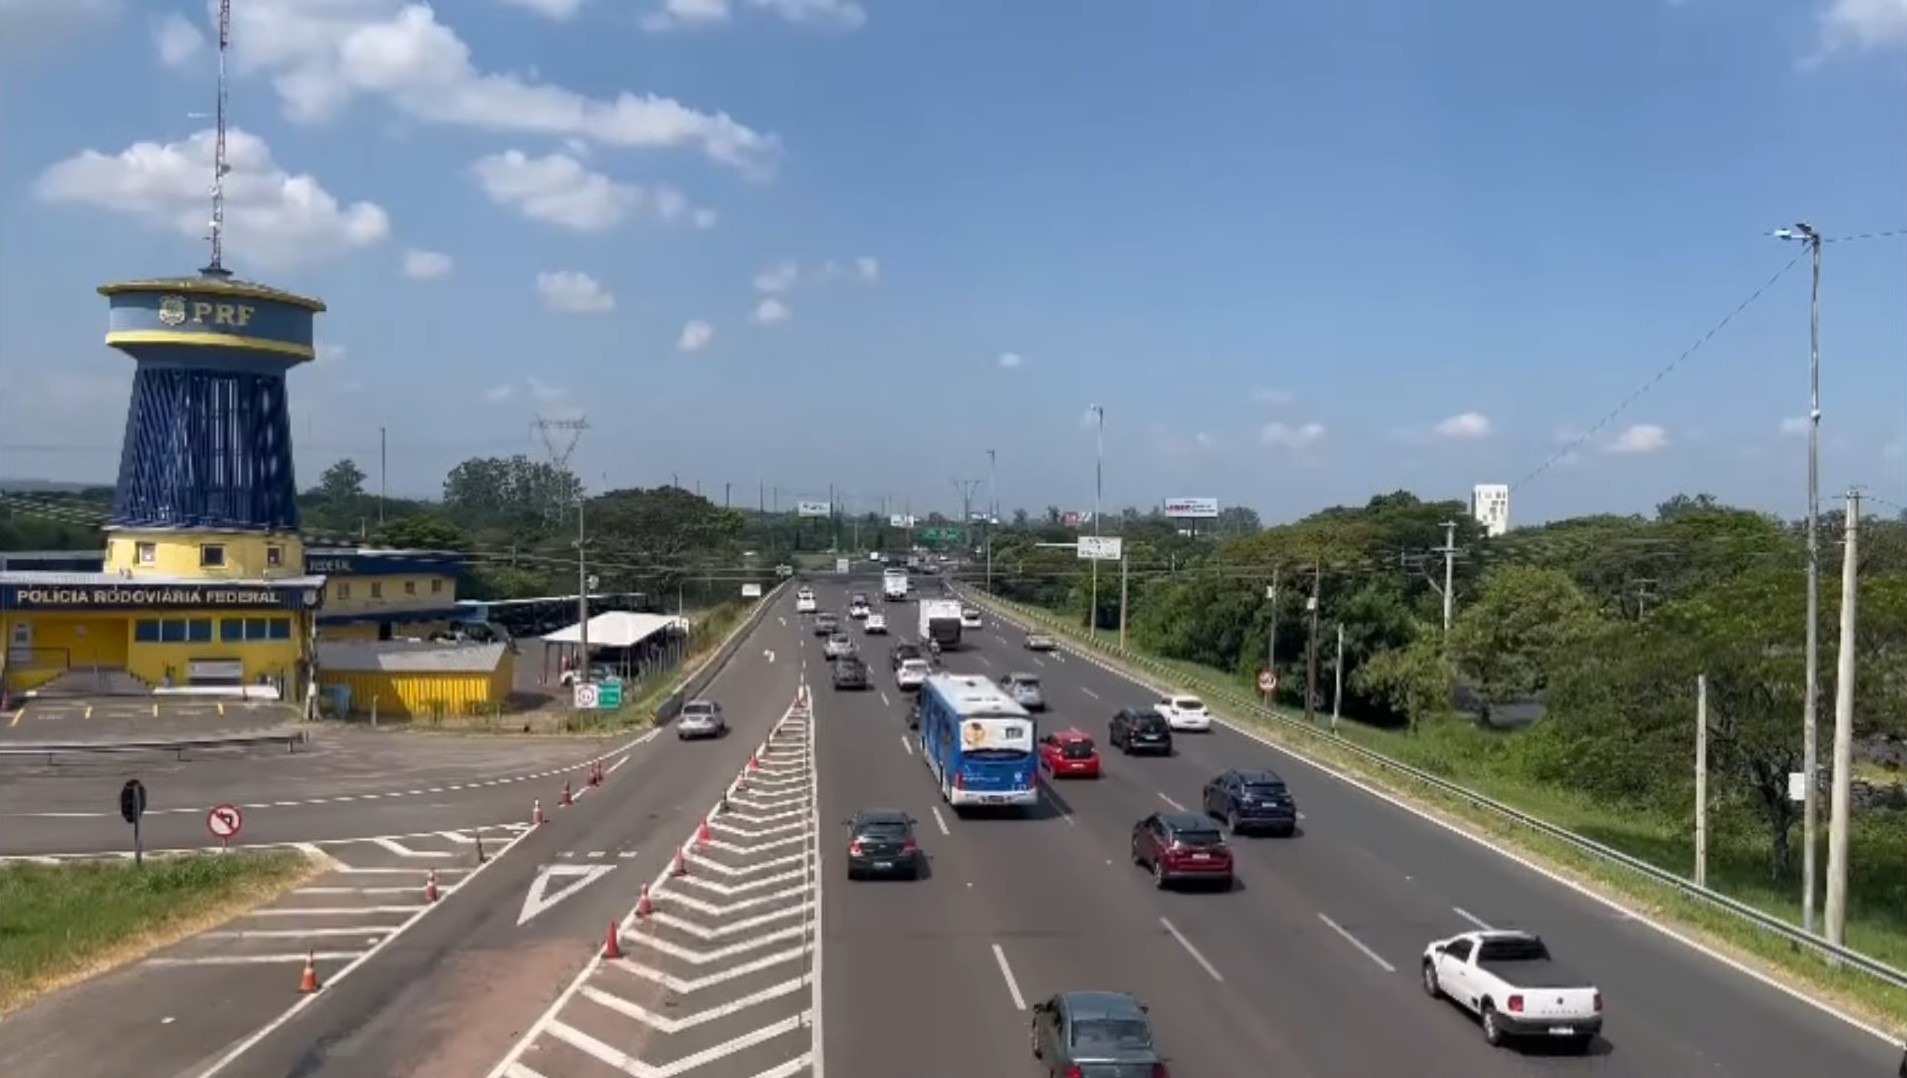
(0, 270), (329, 698)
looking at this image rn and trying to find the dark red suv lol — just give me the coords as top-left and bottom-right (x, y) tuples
(1130, 812), (1233, 890)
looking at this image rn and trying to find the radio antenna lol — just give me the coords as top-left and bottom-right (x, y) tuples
(201, 0), (234, 279)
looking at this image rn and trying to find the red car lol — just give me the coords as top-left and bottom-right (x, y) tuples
(1038, 728), (1102, 779)
(1131, 812), (1234, 890)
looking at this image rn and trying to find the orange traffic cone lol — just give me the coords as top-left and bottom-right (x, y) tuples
(697, 817), (712, 844)
(671, 846), (688, 876)
(424, 868), (440, 903)
(533, 798), (544, 826)
(561, 780), (574, 807)
(603, 920), (624, 960)
(298, 952), (322, 993)
(635, 884), (654, 919)
(748, 753), (761, 771)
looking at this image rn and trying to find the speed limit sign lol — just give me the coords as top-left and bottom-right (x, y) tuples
(1257, 669), (1278, 694)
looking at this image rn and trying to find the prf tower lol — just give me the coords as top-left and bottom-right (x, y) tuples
(97, 270), (326, 580)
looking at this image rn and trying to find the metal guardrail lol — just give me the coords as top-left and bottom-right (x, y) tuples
(654, 581), (791, 727)
(0, 730), (307, 763)
(957, 584), (1907, 992)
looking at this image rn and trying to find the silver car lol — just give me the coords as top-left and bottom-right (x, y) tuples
(824, 633), (857, 660)
(676, 699), (727, 740)
(1001, 673), (1045, 711)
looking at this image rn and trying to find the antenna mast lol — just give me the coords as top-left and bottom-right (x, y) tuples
(202, 0), (234, 279)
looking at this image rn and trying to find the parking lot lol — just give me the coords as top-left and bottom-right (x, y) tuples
(2, 696), (302, 744)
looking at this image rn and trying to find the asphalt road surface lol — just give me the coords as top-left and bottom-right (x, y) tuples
(807, 579), (1897, 1076)
(0, 606), (810, 1078)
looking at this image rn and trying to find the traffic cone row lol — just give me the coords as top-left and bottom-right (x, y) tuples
(424, 868), (440, 903)
(635, 884), (654, 919)
(672, 846), (688, 876)
(588, 759), (605, 786)
(603, 920), (624, 959)
(561, 780), (574, 807)
(748, 752), (761, 772)
(696, 817), (712, 845)
(298, 951), (322, 993)
(533, 798), (544, 826)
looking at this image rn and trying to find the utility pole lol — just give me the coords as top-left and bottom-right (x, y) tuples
(1304, 560), (1321, 725)
(828, 482), (837, 551)
(537, 415), (590, 685)
(1695, 673), (1709, 889)
(1264, 567), (1281, 706)
(1826, 488), (1861, 949)
(1436, 520), (1458, 640)
(1118, 554), (1130, 650)
(724, 481), (731, 509)
(986, 449), (997, 592)
(953, 478), (981, 568)
(1090, 404), (1105, 637)
(1775, 221), (1823, 935)
(378, 426), (387, 528)
(1332, 623), (1345, 731)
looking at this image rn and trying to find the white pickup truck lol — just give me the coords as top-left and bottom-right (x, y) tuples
(1421, 930), (1602, 1051)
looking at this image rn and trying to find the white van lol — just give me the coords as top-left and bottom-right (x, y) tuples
(796, 588), (817, 614)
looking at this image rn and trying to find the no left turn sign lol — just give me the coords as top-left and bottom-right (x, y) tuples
(207, 804), (244, 841)
(1257, 669), (1278, 693)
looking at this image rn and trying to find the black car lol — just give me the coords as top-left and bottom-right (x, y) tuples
(1202, 768), (1298, 836)
(1030, 990), (1169, 1076)
(842, 808), (923, 880)
(813, 612), (840, 636)
(832, 656), (871, 690)
(890, 642), (924, 671)
(1108, 708), (1173, 755)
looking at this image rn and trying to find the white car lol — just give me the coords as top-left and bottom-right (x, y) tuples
(1422, 931), (1602, 1051)
(796, 591), (817, 614)
(864, 613), (888, 634)
(895, 658), (930, 691)
(675, 699), (728, 740)
(849, 602), (870, 620)
(1155, 695), (1212, 732)
(824, 634), (856, 660)
(960, 607), (983, 630)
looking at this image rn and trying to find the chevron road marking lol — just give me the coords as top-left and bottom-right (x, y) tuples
(675, 867), (809, 897)
(664, 884), (811, 918)
(683, 851), (807, 877)
(576, 978), (805, 1034)
(619, 924), (808, 965)
(709, 818), (807, 839)
(606, 949), (809, 995)
(723, 808), (807, 825)
(644, 903), (808, 939)
(370, 837), (453, 858)
(700, 834), (806, 855)
(544, 1013), (810, 1078)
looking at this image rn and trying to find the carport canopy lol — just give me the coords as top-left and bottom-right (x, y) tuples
(541, 611), (688, 649)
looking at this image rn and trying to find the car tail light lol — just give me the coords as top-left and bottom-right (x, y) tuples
(953, 773), (965, 790)
(901, 839), (919, 854)
(1063, 1068), (1083, 1078)
(848, 839), (864, 856)
(1152, 1065), (1171, 1078)
(1593, 992), (1603, 1013)
(1506, 994), (1524, 1014)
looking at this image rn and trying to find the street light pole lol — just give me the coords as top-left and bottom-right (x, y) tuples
(1775, 221), (1823, 936)
(1090, 404), (1105, 637)
(986, 449), (997, 592)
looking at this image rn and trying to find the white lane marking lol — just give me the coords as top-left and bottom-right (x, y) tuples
(1157, 792), (1187, 812)
(898, 736), (914, 757)
(975, 654), (993, 668)
(1080, 687), (1100, 700)
(1159, 917), (1224, 982)
(203, 927), (391, 939)
(247, 906), (424, 916)
(606, 754), (630, 775)
(990, 943), (1027, 1011)
(1452, 907), (1492, 931)
(879, 691), (891, 707)
(149, 951), (369, 967)
(296, 885), (453, 896)
(1317, 913), (1396, 973)
(929, 806), (951, 836)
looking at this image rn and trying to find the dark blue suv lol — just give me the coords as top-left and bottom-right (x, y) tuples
(1201, 769), (1298, 837)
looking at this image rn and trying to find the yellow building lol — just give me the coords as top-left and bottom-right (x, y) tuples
(308, 548), (466, 642)
(314, 641), (514, 720)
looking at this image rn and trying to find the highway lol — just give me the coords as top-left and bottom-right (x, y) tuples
(810, 578), (1897, 1076)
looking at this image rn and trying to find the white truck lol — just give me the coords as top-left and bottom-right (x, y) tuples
(918, 598), (964, 651)
(1422, 930), (1602, 1051)
(882, 568), (909, 602)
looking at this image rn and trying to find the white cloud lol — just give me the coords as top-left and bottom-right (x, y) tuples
(1817, 0), (1907, 54)
(751, 297), (791, 324)
(997, 352), (1024, 370)
(855, 255), (880, 282)
(403, 248), (453, 279)
(229, 0), (779, 175)
(642, 0), (731, 31)
(1779, 416), (1812, 437)
(316, 343), (347, 362)
(527, 377), (567, 402)
(472, 151), (708, 232)
(151, 11), (204, 67)
(753, 260), (800, 293)
(500, 0), (586, 20)
(1432, 411), (1492, 440)
(1605, 423), (1669, 454)
(1251, 388), (1294, 406)
(34, 127), (390, 269)
(748, 0), (867, 28)
(482, 377), (568, 403)
(536, 270), (615, 314)
(1261, 421), (1326, 449)
(677, 319), (714, 353)
(482, 383), (515, 403)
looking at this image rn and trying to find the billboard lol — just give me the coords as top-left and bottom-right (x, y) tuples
(740, 583), (763, 598)
(1077, 536), (1123, 561)
(889, 514), (917, 528)
(1062, 511), (1082, 528)
(1163, 497), (1220, 519)
(795, 500), (832, 517)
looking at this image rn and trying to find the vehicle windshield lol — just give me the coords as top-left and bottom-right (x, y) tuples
(1242, 782), (1287, 797)
(683, 703), (714, 716)
(1171, 829), (1224, 848)
(1059, 740), (1096, 759)
(1011, 677), (1041, 688)
(901, 660), (929, 674)
(1072, 1018), (1152, 1052)
(1134, 713), (1169, 730)
(1172, 698), (1205, 711)
(857, 820), (909, 839)
(1477, 937), (1551, 962)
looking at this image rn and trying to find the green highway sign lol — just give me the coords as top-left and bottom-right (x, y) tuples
(920, 528), (964, 542)
(597, 681), (624, 709)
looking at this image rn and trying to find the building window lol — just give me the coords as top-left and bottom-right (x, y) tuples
(136, 542), (156, 565)
(336, 582), (352, 600)
(371, 582), (383, 599)
(404, 580), (417, 596)
(201, 544), (226, 568)
(142, 618), (213, 643)
(135, 620), (160, 642)
(267, 546), (283, 568)
(430, 578), (443, 595)
(219, 617), (292, 642)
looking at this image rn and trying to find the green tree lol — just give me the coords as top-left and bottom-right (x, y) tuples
(1448, 566), (1600, 705)
(374, 514), (471, 552)
(316, 460), (367, 504)
(1351, 630), (1449, 734)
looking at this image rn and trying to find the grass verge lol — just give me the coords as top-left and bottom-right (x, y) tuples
(0, 850), (320, 1014)
(973, 590), (1907, 1031)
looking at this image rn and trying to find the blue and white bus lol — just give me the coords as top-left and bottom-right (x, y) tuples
(917, 674), (1039, 812)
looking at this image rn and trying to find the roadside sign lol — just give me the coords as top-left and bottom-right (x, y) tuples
(573, 683), (601, 709)
(741, 583), (763, 598)
(1257, 669), (1278, 694)
(119, 779), (147, 825)
(596, 681), (623, 709)
(207, 804), (244, 844)
(1077, 536), (1123, 561)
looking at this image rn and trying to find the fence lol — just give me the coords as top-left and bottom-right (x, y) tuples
(957, 582), (1907, 993)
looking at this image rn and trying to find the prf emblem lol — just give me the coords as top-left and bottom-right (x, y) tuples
(157, 295), (188, 326)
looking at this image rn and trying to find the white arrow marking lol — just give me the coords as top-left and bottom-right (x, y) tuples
(577, 978), (805, 1033)
(517, 863), (617, 926)
(764, 649), (776, 663)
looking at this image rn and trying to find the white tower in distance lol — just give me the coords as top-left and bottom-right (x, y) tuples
(1471, 483), (1510, 537)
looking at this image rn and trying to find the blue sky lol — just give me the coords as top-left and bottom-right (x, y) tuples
(0, 0), (1901, 526)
